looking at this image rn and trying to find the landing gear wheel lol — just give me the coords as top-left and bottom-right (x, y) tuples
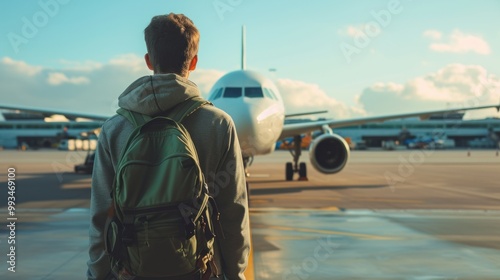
(286, 162), (294, 181)
(243, 157), (252, 177)
(298, 162), (307, 181)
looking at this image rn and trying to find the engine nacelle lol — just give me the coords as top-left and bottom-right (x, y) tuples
(309, 133), (350, 174)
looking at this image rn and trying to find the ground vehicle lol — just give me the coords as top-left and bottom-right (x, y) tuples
(74, 151), (95, 174)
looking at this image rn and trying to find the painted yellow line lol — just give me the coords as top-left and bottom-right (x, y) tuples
(249, 207), (341, 213)
(244, 227), (255, 280)
(265, 235), (316, 241)
(319, 206), (341, 211)
(257, 224), (398, 240)
(249, 199), (272, 204)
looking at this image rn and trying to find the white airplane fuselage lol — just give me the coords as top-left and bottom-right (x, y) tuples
(208, 70), (285, 158)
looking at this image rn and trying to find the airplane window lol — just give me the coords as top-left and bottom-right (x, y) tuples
(209, 88), (223, 100)
(269, 89), (279, 100)
(224, 87), (242, 98)
(264, 88), (278, 100)
(263, 88), (274, 100)
(245, 87), (264, 98)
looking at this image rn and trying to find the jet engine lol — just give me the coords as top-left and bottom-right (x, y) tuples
(309, 133), (350, 174)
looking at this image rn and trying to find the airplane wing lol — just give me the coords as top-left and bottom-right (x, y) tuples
(285, 110), (328, 118)
(280, 104), (500, 139)
(0, 104), (110, 121)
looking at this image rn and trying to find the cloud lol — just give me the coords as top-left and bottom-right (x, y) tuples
(1, 57), (498, 122)
(0, 56), (227, 117)
(423, 30), (442, 40)
(47, 72), (90, 85)
(339, 24), (380, 38)
(0, 57), (149, 116)
(57, 59), (103, 72)
(189, 69), (225, 98)
(424, 29), (491, 55)
(108, 53), (148, 73)
(342, 25), (365, 38)
(2, 57), (42, 76)
(276, 79), (366, 119)
(358, 64), (500, 119)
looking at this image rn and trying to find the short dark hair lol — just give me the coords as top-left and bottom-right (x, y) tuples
(144, 13), (199, 75)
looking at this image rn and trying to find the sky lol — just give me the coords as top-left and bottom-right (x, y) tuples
(1, 0), (500, 120)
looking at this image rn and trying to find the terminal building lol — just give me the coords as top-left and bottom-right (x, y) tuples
(0, 112), (102, 150)
(287, 113), (500, 149)
(0, 111), (499, 150)
(334, 114), (500, 148)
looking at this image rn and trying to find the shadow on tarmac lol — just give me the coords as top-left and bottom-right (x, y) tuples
(0, 172), (91, 208)
(250, 184), (387, 196)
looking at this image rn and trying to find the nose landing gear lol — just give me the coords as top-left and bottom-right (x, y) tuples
(243, 156), (253, 177)
(285, 135), (308, 181)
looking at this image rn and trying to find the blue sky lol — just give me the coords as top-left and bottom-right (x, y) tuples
(1, 0), (499, 119)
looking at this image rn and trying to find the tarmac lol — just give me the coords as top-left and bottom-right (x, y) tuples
(0, 149), (499, 279)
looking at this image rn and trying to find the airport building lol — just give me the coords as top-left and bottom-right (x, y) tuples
(0, 112), (102, 150)
(287, 113), (500, 149)
(1, 111), (499, 150)
(334, 115), (500, 149)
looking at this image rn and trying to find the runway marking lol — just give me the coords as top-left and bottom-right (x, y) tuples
(250, 207), (340, 212)
(252, 196), (342, 201)
(248, 174), (270, 178)
(422, 184), (500, 201)
(319, 206), (341, 211)
(62, 184), (91, 189)
(265, 235), (315, 241)
(245, 228), (255, 280)
(352, 198), (423, 204)
(434, 235), (500, 242)
(250, 199), (273, 204)
(254, 224), (398, 240)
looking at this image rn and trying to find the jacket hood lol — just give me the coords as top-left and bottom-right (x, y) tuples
(118, 74), (201, 116)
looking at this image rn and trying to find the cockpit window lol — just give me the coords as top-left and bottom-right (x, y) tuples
(263, 88), (273, 99)
(209, 88), (223, 100)
(245, 87), (264, 98)
(263, 88), (277, 100)
(224, 87), (242, 98)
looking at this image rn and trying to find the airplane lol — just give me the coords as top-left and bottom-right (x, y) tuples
(1, 26), (499, 181)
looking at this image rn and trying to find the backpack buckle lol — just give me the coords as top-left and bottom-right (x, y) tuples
(121, 216), (135, 246)
(185, 218), (196, 239)
(121, 225), (135, 246)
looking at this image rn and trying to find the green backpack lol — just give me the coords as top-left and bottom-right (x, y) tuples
(105, 97), (223, 280)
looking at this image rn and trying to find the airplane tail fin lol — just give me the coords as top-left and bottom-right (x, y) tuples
(241, 25), (246, 70)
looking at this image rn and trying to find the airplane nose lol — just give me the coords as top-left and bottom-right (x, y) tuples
(212, 97), (283, 157)
(214, 99), (268, 156)
(223, 101), (258, 138)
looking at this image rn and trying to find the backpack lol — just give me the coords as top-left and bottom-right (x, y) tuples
(105, 97), (224, 280)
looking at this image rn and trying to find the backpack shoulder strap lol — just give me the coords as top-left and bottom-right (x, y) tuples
(116, 96), (212, 127)
(116, 108), (152, 128)
(166, 96), (213, 123)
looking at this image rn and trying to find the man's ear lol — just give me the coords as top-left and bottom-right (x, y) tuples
(188, 55), (198, 71)
(144, 53), (154, 71)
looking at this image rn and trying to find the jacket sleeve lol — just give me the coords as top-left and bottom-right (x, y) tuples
(87, 128), (115, 280)
(211, 120), (251, 280)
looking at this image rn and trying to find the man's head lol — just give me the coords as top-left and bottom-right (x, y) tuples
(144, 13), (199, 77)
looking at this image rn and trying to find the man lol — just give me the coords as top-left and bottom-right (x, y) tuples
(87, 13), (250, 279)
